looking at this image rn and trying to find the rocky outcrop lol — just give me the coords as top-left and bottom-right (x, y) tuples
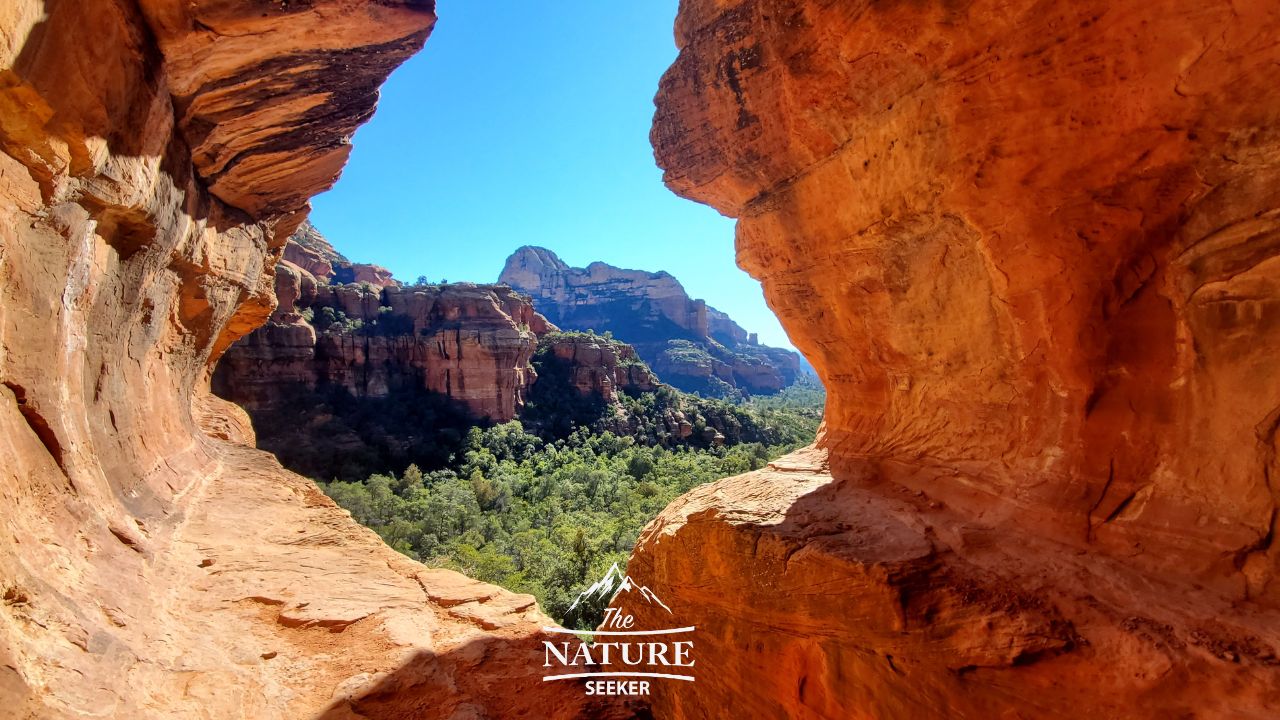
(500, 245), (801, 396)
(525, 332), (696, 442)
(522, 332), (803, 450)
(288, 219), (399, 288)
(0, 2), (618, 717)
(622, 0), (1280, 717)
(215, 268), (550, 422)
(213, 239), (786, 478)
(216, 223), (806, 480)
(212, 227), (566, 479)
(541, 333), (658, 403)
(500, 246), (712, 339)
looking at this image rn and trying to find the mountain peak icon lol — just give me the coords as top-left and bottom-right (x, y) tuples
(568, 562), (673, 614)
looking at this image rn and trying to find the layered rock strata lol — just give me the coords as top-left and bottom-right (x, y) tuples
(214, 238), (552, 423)
(526, 332), (708, 444)
(0, 1), (615, 717)
(541, 332), (659, 403)
(622, 0), (1280, 717)
(212, 233), (560, 480)
(500, 245), (801, 396)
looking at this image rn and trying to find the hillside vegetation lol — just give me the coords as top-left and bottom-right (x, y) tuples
(322, 395), (822, 628)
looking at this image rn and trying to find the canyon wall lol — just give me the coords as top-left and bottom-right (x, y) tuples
(541, 332), (659, 404)
(501, 244), (802, 396)
(212, 228), (557, 480)
(215, 230), (553, 423)
(212, 235), (778, 479)
(623, 0), (1280, 717)
(0, 1), (617, 717)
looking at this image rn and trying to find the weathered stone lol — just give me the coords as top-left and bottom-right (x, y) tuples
(622, 0), (1280, 716)
(216, 277), (547, 423)
(288, 220), (399, 288)
(0, 2), (620, 717)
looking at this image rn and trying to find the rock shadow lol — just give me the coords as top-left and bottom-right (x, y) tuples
(310, 633), (652, 720)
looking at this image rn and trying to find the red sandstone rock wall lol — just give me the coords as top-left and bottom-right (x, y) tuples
(623, 0), (1280, 717)
(216, 274), (547, 422)
(0, 2), (617, 717)
(501, 246), (712, 340)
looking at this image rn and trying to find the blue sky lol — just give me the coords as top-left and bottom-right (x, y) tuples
(310, 1), (794, 349)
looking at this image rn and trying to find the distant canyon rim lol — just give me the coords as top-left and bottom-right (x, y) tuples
(1, 1), (1279, 719)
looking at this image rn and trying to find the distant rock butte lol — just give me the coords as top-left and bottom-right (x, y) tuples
(500, 245), (801, 397)
(615, 0), (1280, 717)
(214, 229), (764, 479)
(0, 2), (624, 718)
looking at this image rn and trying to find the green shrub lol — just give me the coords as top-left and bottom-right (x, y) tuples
(320, 416), (815, 630)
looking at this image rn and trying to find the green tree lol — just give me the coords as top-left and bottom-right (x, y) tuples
(319, 394), (819, 628)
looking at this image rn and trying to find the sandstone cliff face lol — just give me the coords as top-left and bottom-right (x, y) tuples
(212, 235), (558, 480)
(528, 333), (703, 442)
(501, 245), (801, 397)
(0, 2), (614, 717)
(215, 236), (779, 480)
(215, 237), (550, 424)
(542, 333), (659, 403)
(501, 246), (712, 339)
(623, 0), (1280, 717)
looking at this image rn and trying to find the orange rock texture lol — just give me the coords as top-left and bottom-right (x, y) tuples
(0, 1), (617, 717)
(625, 0), (1280, 717)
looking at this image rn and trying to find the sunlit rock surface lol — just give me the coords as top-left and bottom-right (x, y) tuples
(215, 229), (552, 424)
(0, 1), (621, 717)
(543, 333), (659, 402)
(623, 0), (1280, 717)
(501, 245), (802, 396)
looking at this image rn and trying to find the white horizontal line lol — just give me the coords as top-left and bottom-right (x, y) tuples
(541, 626), (696, 636)
(543, 672), (695, 682)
